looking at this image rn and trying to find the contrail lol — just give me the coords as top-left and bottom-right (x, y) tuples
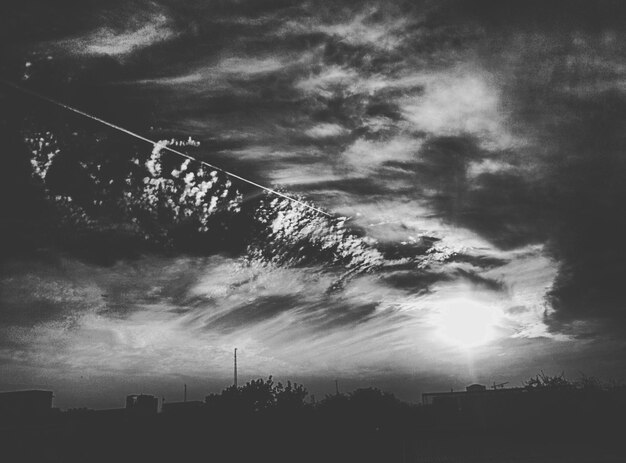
(0, 80), (332, 217)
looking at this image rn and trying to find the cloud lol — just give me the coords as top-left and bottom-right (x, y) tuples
(482, 245), (562, 339)
(278, 6), (413, 52)
(216, 56), (288, 76)
(294, 65), (426, 100)
(224, 146), (306, 161)
(0, 153), (593, 399)
(341, 136), (422, 172)
(313, 13), (409, 51)
(58, 11), (175, 57)
(398, 68), (520, 150)
(305, 123), (349, 138)
(468, 30), (626, 328)
(0, 234), (560, 389)
(137, 49), (316, 91)
(295, 65), (360, 98)
(0, 260), (106, 327)
(267, 163), (344, 187)
(466, 158), (515, 179)
(369, 134), (544, 249)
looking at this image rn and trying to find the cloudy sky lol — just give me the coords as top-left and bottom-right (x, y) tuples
(1, 0), (626, 409)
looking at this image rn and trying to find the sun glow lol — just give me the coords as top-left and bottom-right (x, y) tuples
(436, 298), (500, 348)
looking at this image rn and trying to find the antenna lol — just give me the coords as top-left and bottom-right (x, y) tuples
(234, 348), (238, 388)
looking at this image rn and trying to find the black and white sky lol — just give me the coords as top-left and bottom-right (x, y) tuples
(1, 0), (626, 408)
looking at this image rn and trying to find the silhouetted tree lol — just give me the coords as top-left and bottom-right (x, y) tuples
(205, 376), (309, 414)
(525, 371), (575, 390)
(275, 380), (308, 411)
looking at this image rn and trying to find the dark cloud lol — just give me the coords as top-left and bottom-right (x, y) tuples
(369, 134), (549, 249)
(381, 270), (449, 294)
(307, 301), (380, 332)
(489, 35), (626, 326)
(205, 295), (300, 334)
(453, 269), (504, 292)
(448, 0), (626, 30)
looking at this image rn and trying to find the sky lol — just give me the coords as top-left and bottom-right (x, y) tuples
(1, 0), (626, 409)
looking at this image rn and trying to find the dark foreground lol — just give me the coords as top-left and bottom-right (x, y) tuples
(2, 416), (624, 463)
(1, 378), (625, 463)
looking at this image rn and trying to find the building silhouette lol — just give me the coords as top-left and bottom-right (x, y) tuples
(161, 401), (204, 416)
(422, 383), (526, 406)
(125, 394), (158, 415)
(0, 390), (53, 423)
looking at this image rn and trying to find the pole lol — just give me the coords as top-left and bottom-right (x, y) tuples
(234, 348), (238, 388)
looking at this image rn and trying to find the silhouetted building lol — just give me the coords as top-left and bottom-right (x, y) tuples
(161, 401), (204, 416)
(0, 390), (53, 422)
(422, 384), (529, 428)
(93, 408), (127, 421)
(422, 383), (523, 406)
(125, 394), (158, 415)
(423, 382), (626, 436)
(465, 383), (487, 393)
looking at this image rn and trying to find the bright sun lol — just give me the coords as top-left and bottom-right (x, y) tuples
(436, 298), (499, 348)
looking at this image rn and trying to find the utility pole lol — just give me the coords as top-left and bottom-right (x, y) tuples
(234, 348), (238, 388)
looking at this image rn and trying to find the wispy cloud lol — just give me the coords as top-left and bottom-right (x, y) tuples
(294, 65), (426, 99)
(314, 14), (408, 51)
(134, 52), (308, 97)
(58, 12), (175, 57)
(305, 123), (349, 138)
(217, 56), (288, 75)
(268, 163), (344, 187)
(295, 65), (360, 97)
(0, 251), (562, 387)
(341, 136), (422, 172)
(278, 6), (415, 51)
